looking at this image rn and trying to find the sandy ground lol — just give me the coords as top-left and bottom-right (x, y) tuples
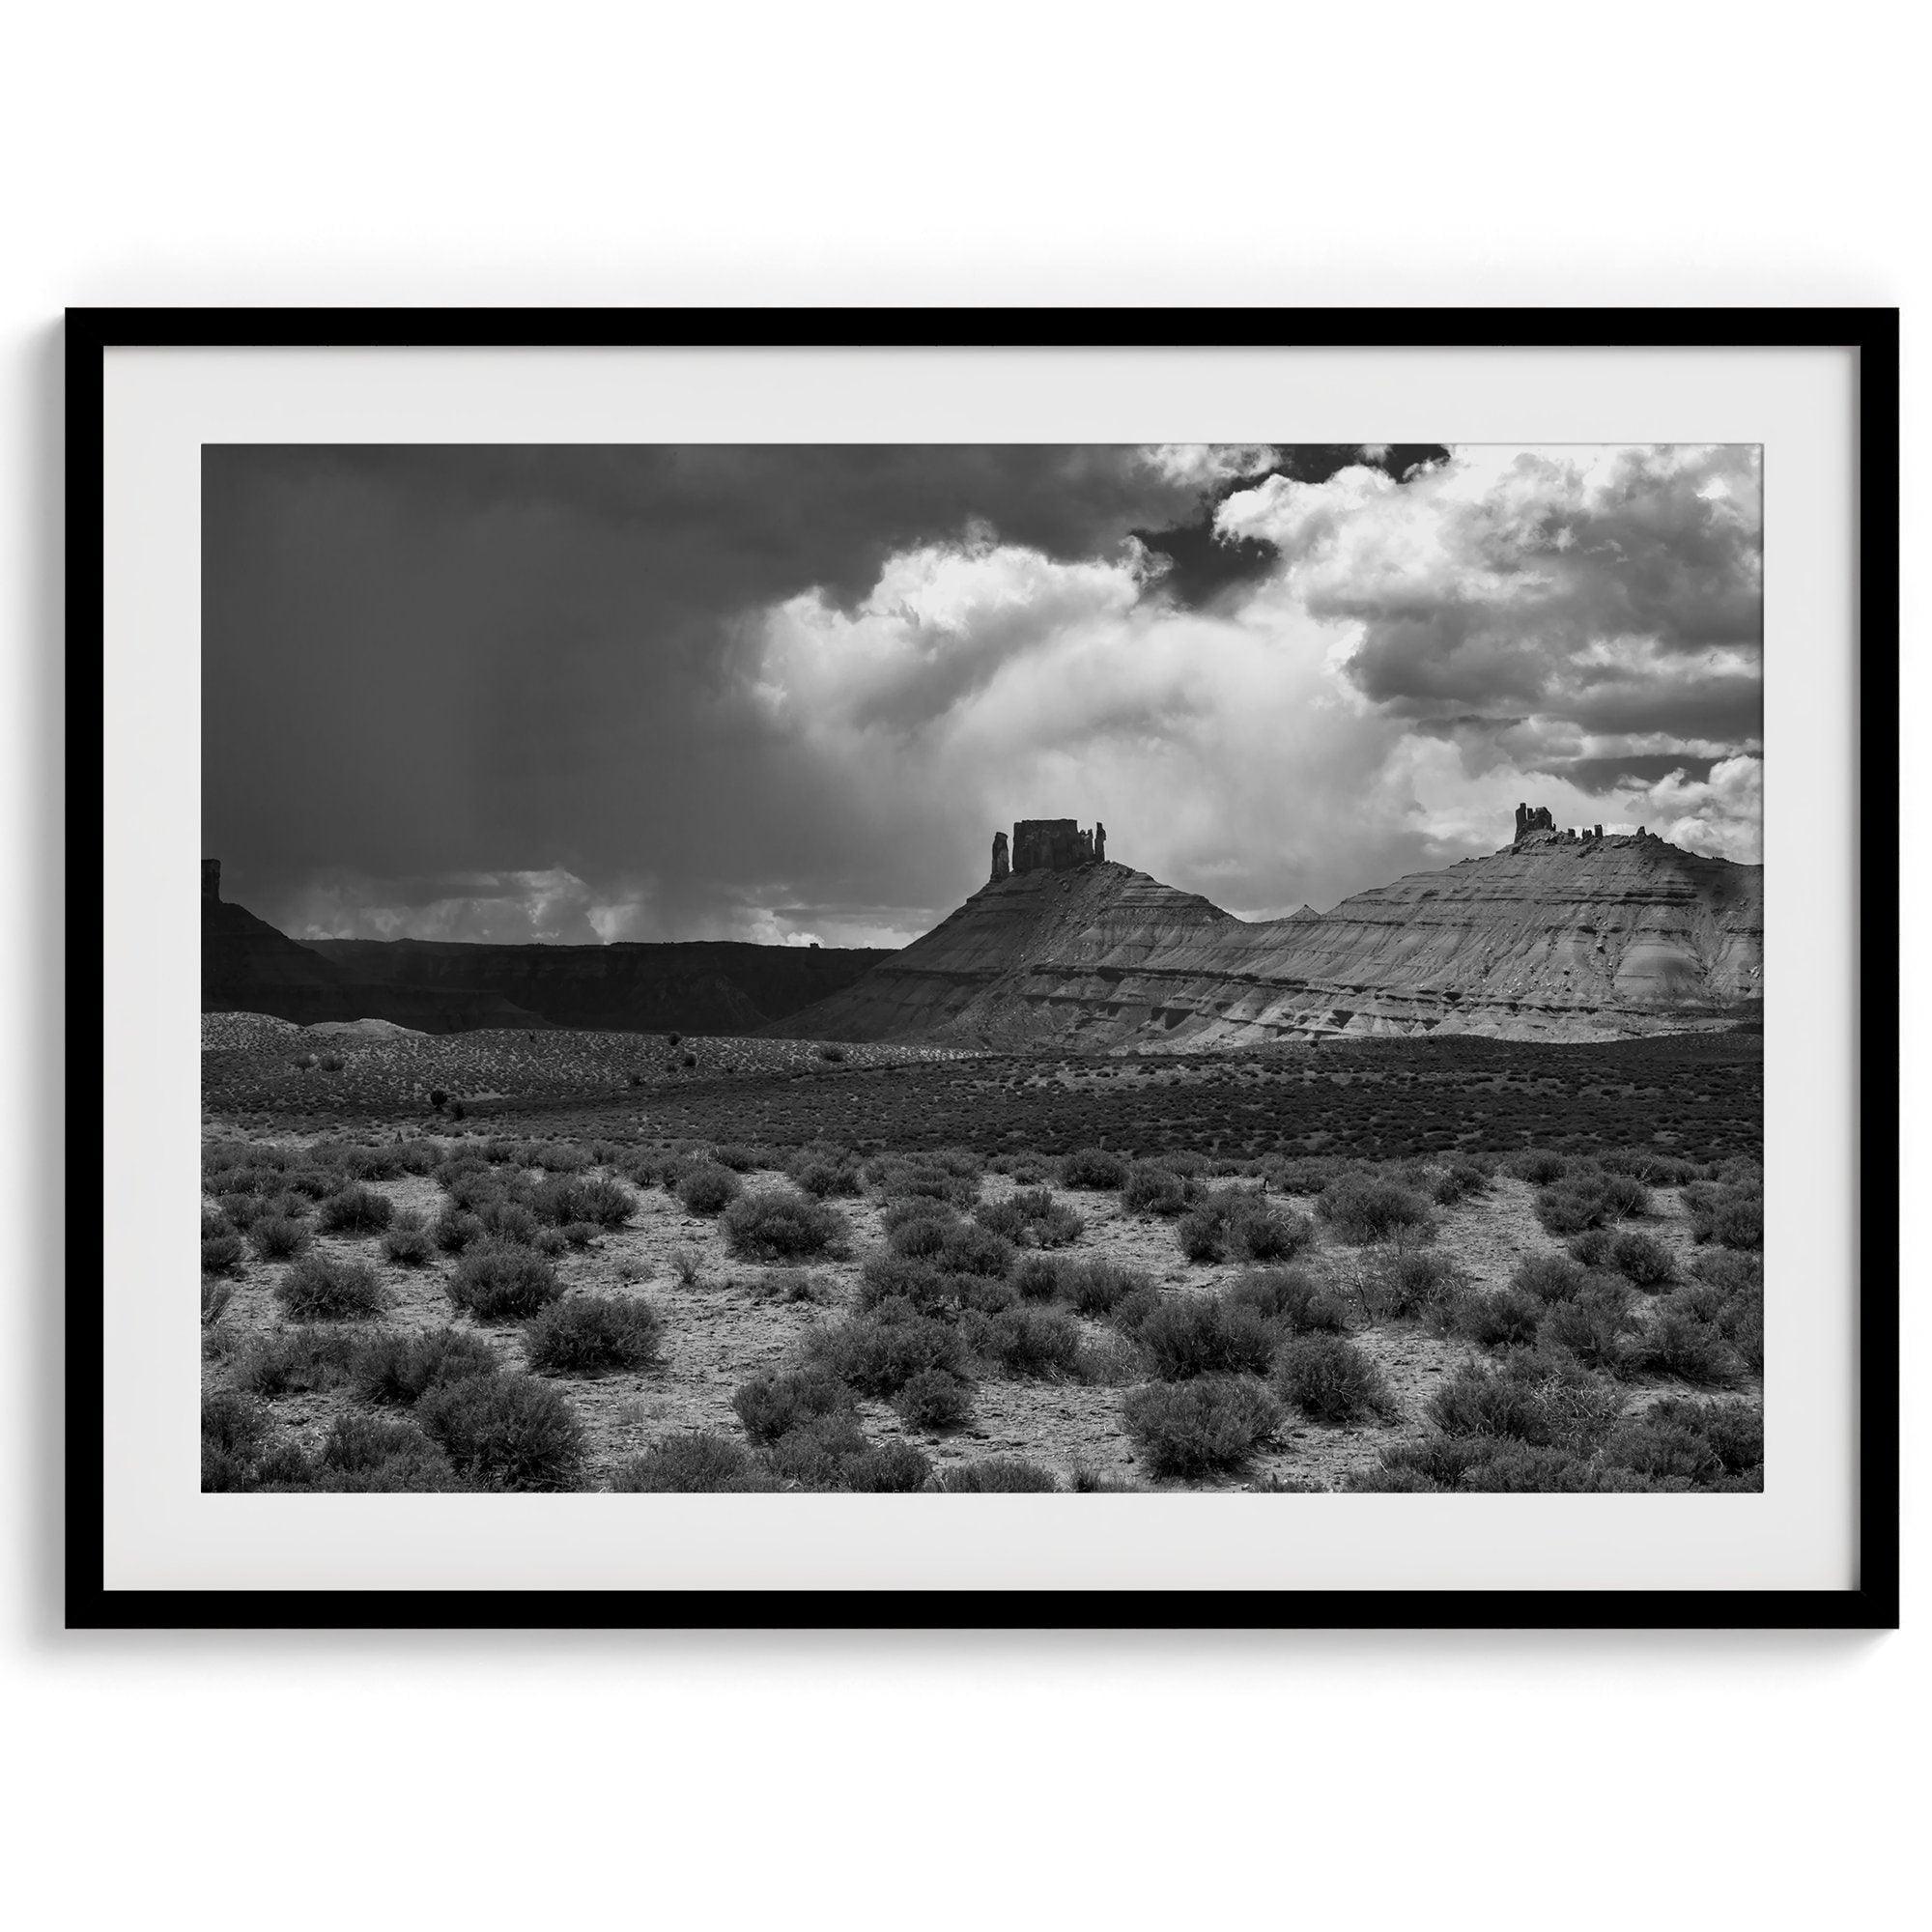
(204, 1140), (1749, 1491)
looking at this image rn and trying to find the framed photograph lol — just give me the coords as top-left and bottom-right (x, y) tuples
(70, 308), (1897, 1629)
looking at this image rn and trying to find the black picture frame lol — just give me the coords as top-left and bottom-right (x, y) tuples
(66, 306), (1900, 1632)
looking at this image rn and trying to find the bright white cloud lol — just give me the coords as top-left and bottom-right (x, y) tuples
(737, 443), (1763, 923)
(1138, 443), (1281, 493)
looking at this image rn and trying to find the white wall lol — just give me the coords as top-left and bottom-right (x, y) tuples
(2, 6), (1918, 1927)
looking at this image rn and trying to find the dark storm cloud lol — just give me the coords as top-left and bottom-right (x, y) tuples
(202, 446), (1223, 937)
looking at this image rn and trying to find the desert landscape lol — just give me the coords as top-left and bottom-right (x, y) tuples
(199, 440), (1765, 1496)
(201, 811), (1764, 1496)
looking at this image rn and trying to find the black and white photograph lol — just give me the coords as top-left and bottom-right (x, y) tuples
(197, 439), (1768, 1499)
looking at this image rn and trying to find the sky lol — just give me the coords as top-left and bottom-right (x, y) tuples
(203, 441), (1763, 950)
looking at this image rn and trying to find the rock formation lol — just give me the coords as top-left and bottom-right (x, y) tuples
(990, 830), (1009, 882)
(310, 935), (891, 1034)
(1010, 818), (1103, 872)
(1514, 802), (1556, 840)
(204, 860), (889, 1034)
(772, 821), (1763, 1048)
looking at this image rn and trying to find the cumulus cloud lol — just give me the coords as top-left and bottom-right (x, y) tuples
(1139, 443), (1281, 492)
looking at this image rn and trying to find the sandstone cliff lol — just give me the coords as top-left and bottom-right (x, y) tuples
(772, 832), (1762, 1048)
(202, 894), (546, 1031)
(307, 936), (892, 1035)
(206, 868), (889, 1035)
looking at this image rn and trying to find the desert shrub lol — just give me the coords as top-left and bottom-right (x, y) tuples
(975, 1187), (1084, 1249)
(966, 1304), (1081, 1378)
(707, 1142), (769, 1173)
(1631, 1310), (1744, 1387)
(1451, 1443), (1628, 1492)
(1368, 1435), (1492, 1490)
(1512, 1253), (1591, 1304)
(668, 1245), (704, 1288)
(866, 1152), (980, 1208)
(308, 1413), (458, 1492)
(1537, 1284), (1641, 1374)
(230, 1325), (357, 1397)
(1230, 1204), (1315, 1264)
(610, 1434), (778, 1492)
(1600, 1148), (1698, 1185)
(382, 1214), (437, 1266)
(1357, 1248), (1466, 1322)
(723, 1187), (849, 1263)
(1262, 1154), (1347, 1196)
(445, 1239), (563, 1321)
(1690, 1250), (1761, 1295)
(856, 1252), (954, 1313)
(805, 1305), (969, 1396)
(1533, 1179), (1610, 1236)
(318, 1054), (345, 1073)
(275, 1253), (386, 1321)
(1122, 1162), (1194, 1216)
(1440, 1286), (1545, 1351)
(924, 1221), (1015, 1280)
(1132, 1293), (1279, 1380)
(841, 1441), (932, 1492)
(882, 1197), (957, 1241)
(768, 1414), (870, 1487)
(469, 1198), (539, 1245)
(1502, 1149), (1572, 1184)
(1605, 1397), (1762, 1484)
(1716, 1284), (1764, 1374)
(1689, 1190), (1763, 1251)
(416, 1373), (585, 1490)
(318, 1183), (396, 1235)
(1075, 1332), (1151, 1386)
(758, 1267), (834, 1305)
(201, 1230), (244, 1275)
(201, 1276), (235, 1324)
(248, 1213), (311, 1262)
(1058, 1258), (1151, 1316)
(1060, 1147), (1130, 1189)
(676, 1163), (741, 1215)
(1068, 1466), (1141, 1492)
(1227, 1266), (1350, 1334)
(350, 1326), (498, 1406)
(434, 1208), (483, 1255)
(1427, 1352), (1625, 1448)
(1177, 1203), (1230, 1263)
(1432, 1160), (1492, 1207)
(815, 1042), (848, 1065)
(731, 1365), (855, 1443)
(1318, 1174), (1435, 1245)
(525, 1293), (663, 1375)
(1602, 1230), (1677, 1288)
(893, 1368), (975, 1431)
(201, 1389), (270, 1488)
(1275, 1334), (1398, 1426)
(786, 1146), (862, 1197)
(938, 1459), (1060, 1492)
(1012, 1254), (1065, 1301)
(1566, 1227), (1617, 1268)
(216, 1191), (268, 1230)
(1122, 1376), (1283, 1477)
(532, 1174), (634, 1229)
(1601, 1175), (1652, 1217)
